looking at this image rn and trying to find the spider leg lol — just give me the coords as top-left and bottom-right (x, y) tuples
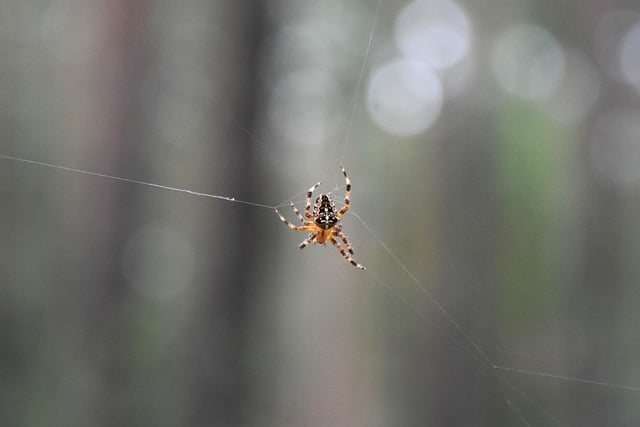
(305, 182), (321, 219)
(290, 202), (306, 224)
(337, 166), (351, 218)
(329, 236), (365, 270)
(299, 232), (317, 250)
(274, 208), (314, 232)
(334, 229), (355, 255)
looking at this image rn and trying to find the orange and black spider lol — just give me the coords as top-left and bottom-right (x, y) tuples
(275, 166), (365, 270)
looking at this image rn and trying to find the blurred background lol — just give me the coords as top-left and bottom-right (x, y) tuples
(2, 0), (640, 425)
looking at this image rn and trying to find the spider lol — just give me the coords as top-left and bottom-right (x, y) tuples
(275, 166), (365, 270)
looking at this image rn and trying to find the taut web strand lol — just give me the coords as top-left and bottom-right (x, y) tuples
(0, 154), (277, 210)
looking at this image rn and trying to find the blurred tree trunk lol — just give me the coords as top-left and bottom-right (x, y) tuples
(572, 115), (623, 426)
(433, 118), (500, 425)
(185, 1), (266, 426)
(81, 2), (151, 425)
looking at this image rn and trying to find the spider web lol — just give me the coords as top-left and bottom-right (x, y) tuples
(1, 1), (640, 426)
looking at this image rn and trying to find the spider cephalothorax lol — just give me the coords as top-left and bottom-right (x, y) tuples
(274, 166), (365, 270)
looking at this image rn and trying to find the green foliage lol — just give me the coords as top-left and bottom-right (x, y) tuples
(493, 100), (573, 326)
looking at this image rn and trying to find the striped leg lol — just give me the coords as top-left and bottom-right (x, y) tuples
(337, 166), (351, 218)
(334, 229), (355, 255)
(290, 202), (306, 223)
(299, 232), (317, 250)
(305, 182), (321, 219)
(329, 236), (365, 270)
(274, 208), (314, 231)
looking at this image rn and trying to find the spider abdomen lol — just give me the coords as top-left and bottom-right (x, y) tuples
(314, 194), (338, 230)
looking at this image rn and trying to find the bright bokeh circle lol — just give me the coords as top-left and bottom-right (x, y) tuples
(366, 59), (443, 137)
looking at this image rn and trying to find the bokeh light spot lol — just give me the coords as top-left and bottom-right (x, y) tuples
(491, 24), (566, 101)
(394, 0), (472, 70)
(547, 50), (600, 125)
(366, 59), (443, 137)
(594, 9), (640, 82)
